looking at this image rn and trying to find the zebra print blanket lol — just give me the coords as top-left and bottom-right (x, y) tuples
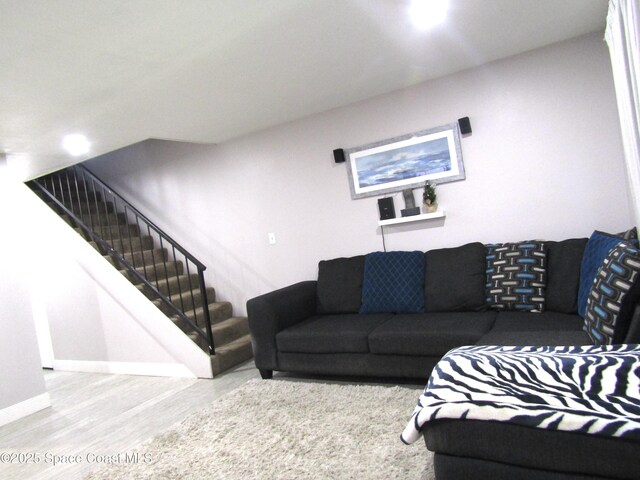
(401, 344), (640, 445)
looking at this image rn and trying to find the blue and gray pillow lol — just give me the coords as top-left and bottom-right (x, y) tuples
(583, 242), (640, 345)
(486, 241), (547, 312)
(577, 230), (639, 317)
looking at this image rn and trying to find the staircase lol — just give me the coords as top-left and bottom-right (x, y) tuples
(28, 165), (253, 377)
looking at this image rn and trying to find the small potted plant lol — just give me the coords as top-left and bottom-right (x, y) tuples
(423, 181), (438, 213)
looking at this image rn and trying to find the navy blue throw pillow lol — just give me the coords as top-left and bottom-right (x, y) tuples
(577, 231), (637, 318)
(360, 251), (425, 314)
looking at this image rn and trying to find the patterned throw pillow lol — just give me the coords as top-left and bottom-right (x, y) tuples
(584, 243), (640, 345)
(578, 230), (639, 318)
(360, 251), (425, 314)
(486, 241), (547, 312)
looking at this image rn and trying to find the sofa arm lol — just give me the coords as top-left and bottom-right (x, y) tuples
(246, 281), (318, 373)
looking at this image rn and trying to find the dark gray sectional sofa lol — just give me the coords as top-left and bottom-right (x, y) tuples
(247, 233), (640, 480)
(247, 237), (640, 381)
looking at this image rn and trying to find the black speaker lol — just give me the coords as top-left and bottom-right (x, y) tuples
(333, 148), (346, 163)
(458, 117), (472, 135)
(378, 197), (395, 220)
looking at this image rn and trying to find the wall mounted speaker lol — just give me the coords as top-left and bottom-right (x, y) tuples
(378, 197), (395, 220)
(333, 148), (346, 163)
(458, 117), (472, 135)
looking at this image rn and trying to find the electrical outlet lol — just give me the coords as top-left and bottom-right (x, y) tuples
(268, 232), (277, 245)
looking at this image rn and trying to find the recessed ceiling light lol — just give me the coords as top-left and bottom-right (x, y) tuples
(409, 0), (449, 31)
(62, 134), (90, 156)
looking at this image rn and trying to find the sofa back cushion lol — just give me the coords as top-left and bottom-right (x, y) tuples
(545, 238), (588, 314)
(316, 255), (365, 314)
(424, 242), (487, 312)
(359, 251), (425, 314)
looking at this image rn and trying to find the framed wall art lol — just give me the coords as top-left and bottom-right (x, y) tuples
(345, 122), (465, 200)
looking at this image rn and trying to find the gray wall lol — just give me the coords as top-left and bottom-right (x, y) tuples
(0, 159), (47, 412)
(88, 32), (632, 316)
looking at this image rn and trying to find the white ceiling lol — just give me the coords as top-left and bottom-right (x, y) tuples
(0, 0), (608, 179)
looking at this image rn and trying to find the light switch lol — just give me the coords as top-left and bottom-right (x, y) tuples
(268, 232), (277, 245)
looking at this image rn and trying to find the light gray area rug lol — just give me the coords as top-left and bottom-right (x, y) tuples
(85, 379), (433, 480)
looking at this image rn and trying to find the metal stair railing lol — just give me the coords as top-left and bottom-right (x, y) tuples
(28, 164), (215, 355)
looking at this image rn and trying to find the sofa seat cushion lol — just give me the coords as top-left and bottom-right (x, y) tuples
(485, 311), (586, 332)
(424, 242), (487, 312)
(368, 312), (497, 356)
(276, 314), (393, 354)
(476, 311), (591, 346)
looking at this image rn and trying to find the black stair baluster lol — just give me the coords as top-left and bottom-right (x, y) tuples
(112, 196), (125, 257)
(183, 259), (198, 324)
(171, 245), (185, 313)
(197, 269), (214, 354)
(124, 206), (136, 269)
(56, 174), (65, 209)
(89, 177), (102, 241)
(145, 223), (160, 293)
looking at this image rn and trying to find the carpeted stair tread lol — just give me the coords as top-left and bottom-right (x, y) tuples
(65, 212), (126, 227)
(91, 235), (154, 254)
(137, 273), (201, 298)
(210, 334), (254, 377)
(186, 317), (250, 351)
(111, 236), (154, 253)
(47, 200), (115, 215)
(171, 301), (231, 328)
(178, 301), (232, 328)
(105, 248), (169, 269)
(121, 260), (184, 283)
(89, 223), (140, 239)
(152, 287), (217, 314)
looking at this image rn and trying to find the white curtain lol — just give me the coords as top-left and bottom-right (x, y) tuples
(606, 0), (640, 228)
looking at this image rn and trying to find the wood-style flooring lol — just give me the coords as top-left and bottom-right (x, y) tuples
(0, 361), (259, 480)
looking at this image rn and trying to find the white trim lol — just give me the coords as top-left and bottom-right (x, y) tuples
(0, 393), (51, 428)
(52, 359), (196, 378)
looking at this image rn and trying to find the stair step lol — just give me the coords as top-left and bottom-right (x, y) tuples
(64, 212), (126, 227)
(186, 317), (248, 350)
(125, 260), (184, 283)
(93, 235), (154, 254)
(152, 287), (217, 315)
(169, 302), (232, 340)
(213, 316), (250, 346)
(82, 222), (139, 240)
(210, 334), (254, 376)
(176, 301), (231, 329)
(47, 200), (115, 215)
(42, 187), (102, 203)
(105, 248), (169, 269)
(138, 273), (200, 297)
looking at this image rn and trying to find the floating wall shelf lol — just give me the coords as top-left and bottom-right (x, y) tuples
(378, 210), (446, 227)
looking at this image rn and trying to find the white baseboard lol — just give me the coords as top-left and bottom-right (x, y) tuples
(0, 393), (51, 428)
(52, 359), (196, 378)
